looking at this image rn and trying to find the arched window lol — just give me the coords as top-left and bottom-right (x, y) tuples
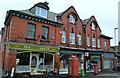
(91, 22), (95, 30)
(69, 14), (75, 24)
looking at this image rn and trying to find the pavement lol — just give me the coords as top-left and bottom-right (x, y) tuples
(1, 70), (119, 78)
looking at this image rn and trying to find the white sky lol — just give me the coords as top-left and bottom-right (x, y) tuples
(0, 0), (119, 46)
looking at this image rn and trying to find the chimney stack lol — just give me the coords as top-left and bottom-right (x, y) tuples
(44, 1), (49, 6)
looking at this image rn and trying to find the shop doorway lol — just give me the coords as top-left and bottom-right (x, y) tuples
(31, 54), (39, 73)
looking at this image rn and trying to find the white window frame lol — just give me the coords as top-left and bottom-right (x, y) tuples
(92, 37), (96, 47)
(62, 31), (66, 43)
(69, 14), (75, 24)
(70, 33), (75, 44)
(98, 39), (100, 48)
(87, 36), (90, 46)
(77, 34), (82, 45)
(36, 7), (47, 18)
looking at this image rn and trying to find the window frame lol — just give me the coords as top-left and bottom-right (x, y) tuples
(87, 36), (90, 46)
(70, 33), (75, 44)
(41, 26), (49, 41)
(91, 23), (95, 30)
(61, 31), (66, 43)
(69, 14), (75, 24)
(78, 34), (82, 45)
(26, 23), (36, 39)
(92, 37), (96, 47)
(36, 7), (48, 18)
(104, 40), (107, 48)
(98, 38), (100, 48)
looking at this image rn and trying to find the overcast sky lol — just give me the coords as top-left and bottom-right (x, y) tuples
(0, 0), (119, 46)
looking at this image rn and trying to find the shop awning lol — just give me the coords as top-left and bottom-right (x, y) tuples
(6, 42), (59, 52)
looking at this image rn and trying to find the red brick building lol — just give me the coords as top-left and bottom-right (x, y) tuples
(0, 2), (115, 76)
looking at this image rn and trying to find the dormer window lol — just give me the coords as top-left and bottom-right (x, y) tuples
(36, 7), (47, 18)
(92, 22), (95, 30)
(69, 14), (75, 24)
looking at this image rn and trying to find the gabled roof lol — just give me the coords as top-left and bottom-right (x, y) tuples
(82, 16), (101, 31)
(100, 34), (113, 39)
(57, 6), (83, 24)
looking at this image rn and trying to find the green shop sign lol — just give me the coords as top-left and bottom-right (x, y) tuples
(7, 43), (59, 52)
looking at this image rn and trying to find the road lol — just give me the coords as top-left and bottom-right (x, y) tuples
(84, 72), (119, 78)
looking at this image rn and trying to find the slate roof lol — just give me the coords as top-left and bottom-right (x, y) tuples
(82, 18), (90, 26)
(100, 34), (113, 39)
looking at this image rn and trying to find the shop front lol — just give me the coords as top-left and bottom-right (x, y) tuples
(85, 52), (102, 72)
(59, 47), (84, 74)
(103, 53), (115, 70)
(6, 42), (59, 75)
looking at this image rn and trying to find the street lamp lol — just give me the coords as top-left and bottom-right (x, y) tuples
(114, 28), (118, 72)
(114, 28), (118, 47)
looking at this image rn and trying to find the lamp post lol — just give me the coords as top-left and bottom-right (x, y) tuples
(114, 28), (118, 47)
(114, 28), (118, 72)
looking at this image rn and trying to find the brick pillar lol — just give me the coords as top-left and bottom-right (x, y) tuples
(54, 53), (60, 72)
(7, 50), (16, 74)
(113, 57), (117, 71)
(100, 54), (104, 71)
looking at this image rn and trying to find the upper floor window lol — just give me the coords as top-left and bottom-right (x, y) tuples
(70, 33), (75, 44)
(92, 23), (95, 30)
(98, 39), (100, 48)
(69, 14), (75, 24)
(27, 23), (35, 39)
(104, 40), (107, 47)
(92, 37), (96, 47)
(62, 31), (66, 43)
(36, 7), (47, 18)
(78, 34), (82, 45)
(42, 26), (49, 41)
(87, 36), (90, 46)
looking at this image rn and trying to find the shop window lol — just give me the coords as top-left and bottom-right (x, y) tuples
(70, 33), (75, 44)
(41, 26), (49, 41)
(39, 53), (53, 70)
(26, 23), (35, 39)
(36, 7), (47, 18)
(78, 34), (82, 45)
(62, 31), (66, 43)
(69, 14), (75, 24)
(16, 53), (30, 65)
(87, 36), (90, 46)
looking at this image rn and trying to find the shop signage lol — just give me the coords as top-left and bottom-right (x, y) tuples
(85, 52), (89, 57)
(90, 56), (100, 60)
(7, 43), (59, 52)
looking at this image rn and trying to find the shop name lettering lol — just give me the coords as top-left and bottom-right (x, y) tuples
(7, 44), (59, 52)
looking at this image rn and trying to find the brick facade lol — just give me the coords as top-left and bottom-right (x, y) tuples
(0, 2), (114, 76)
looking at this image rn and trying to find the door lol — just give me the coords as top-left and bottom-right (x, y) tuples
(31, 54), (39, 73)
